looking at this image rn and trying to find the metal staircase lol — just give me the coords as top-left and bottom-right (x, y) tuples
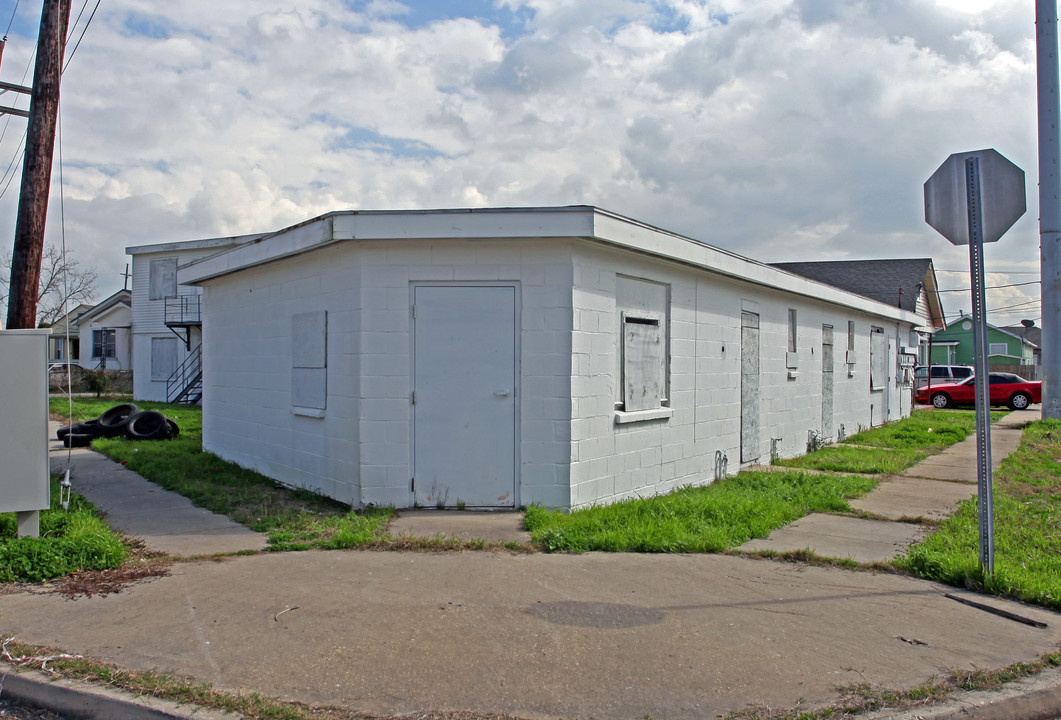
(167, 344), (202, 404)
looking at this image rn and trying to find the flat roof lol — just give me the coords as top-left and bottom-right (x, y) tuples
(177, 206), (922, 324)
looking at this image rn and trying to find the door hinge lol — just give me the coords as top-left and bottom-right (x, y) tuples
(410, 477), (415, 492)
(411, 391), (416, 405)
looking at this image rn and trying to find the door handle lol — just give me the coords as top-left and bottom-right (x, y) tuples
(494, 389), (511, 397)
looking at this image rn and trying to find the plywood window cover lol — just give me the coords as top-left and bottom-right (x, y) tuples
(619, 311), (667, 417)
(291, 311), (327, 412)
(149, 258), (178, 301)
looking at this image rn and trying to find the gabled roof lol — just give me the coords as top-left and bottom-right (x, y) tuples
(78, 289), (131, 325)
(941, 315), (1038, 348)
(178, 206), (924, 326)
(770, 258), (944, 329)
(46, 303), (94, 335)
(1002, 325), (1041, 348)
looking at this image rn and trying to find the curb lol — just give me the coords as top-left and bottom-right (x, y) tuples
(0, 669), (237, 720)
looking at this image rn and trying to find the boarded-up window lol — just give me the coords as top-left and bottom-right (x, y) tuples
(151, 337), (178, 379)
(622, 313), (665, 412)
(149, 258), (177, 300)
(870, 327), (886, 390)
(292, 311), (327, 411)
(615, 276), (669, 412)
(92, 328), (116, 358)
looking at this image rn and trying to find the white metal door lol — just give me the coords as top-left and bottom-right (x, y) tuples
(741, 311), (760, 462)
(887, 338), (900, 421)
(413, 285), (517, 508)
(821, 325), (834, 441)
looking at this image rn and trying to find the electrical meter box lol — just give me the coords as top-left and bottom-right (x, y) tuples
(0, 329), (51, 530)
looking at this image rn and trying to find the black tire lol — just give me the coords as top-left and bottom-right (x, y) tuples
(124, 411), (170, 441)
(1008, 392), (1032, 410)
(165, 418), (180, 438)
(63, 432), (93, 448)
(56, 419), (103, 440)
(97, 403), (139, 437)
(931, 392), (951, 409)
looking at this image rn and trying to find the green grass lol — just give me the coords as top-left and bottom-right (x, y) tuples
(50, 397), (394, 550)
(0, 475), (128, 582)
(774, 445), (926, 474)
(896, 419), (1061, 610)
(525, 470), (878, 552)
(842, 409), (1000, 450)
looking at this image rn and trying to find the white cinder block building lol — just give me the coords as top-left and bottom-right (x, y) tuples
(176, 207), (921, 512)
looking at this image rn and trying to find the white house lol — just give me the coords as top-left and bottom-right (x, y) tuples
(126, 233), (265, 402)
(177, 206), (922, 512)
(76, 289), (132, 370)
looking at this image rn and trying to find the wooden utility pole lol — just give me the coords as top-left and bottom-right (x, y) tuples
(5, 0), (72, 329)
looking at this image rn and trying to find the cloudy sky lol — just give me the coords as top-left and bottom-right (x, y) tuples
(0, 0), (1048, 326)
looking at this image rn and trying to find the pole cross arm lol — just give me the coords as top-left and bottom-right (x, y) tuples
(0, 105), (30, 118)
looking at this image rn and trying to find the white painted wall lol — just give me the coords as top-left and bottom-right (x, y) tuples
(198, 238), (575, 510)
(193, 232), (917, 512)
(77, 302), (132, 370)
(566, 244), (917, 509)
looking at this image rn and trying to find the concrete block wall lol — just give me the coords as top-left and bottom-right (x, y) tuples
(200, 238), (575, 510)
(353, 239), (574, 510)
(201, 243), (361, 504)
(567, 244), (917, 509)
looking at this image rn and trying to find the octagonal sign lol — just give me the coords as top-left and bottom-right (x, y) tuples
(924, 149), (1026, 245)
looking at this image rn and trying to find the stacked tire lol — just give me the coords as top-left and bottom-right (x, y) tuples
(56, 403), (180, 446)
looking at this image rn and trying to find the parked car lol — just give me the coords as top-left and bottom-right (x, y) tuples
(915, 372), (1041, 410)
(914, 364), (974, 389)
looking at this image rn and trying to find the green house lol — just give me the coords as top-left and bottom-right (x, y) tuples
(929, 316), (1037, 369)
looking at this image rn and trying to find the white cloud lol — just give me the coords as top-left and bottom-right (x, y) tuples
(0, 0), (1044, 324)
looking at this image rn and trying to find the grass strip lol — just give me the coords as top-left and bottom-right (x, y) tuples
(525, 470), (878, 552)
(774, 445), (925, 474)
(1, 636), (534, 719)
(895, 419), (1061, 611)
(727, 649), (1061, 720)
(840, 409), (990, 450)
(50, 397), (395, 550)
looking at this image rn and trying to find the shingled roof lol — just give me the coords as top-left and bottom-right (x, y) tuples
(770, 258), (942, 328)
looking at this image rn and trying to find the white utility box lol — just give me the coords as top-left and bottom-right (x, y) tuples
(0, 329), (51, 536)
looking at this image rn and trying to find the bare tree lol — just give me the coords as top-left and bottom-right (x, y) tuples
(1, 244), (98, 326)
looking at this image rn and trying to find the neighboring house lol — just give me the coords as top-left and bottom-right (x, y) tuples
(930, 316), (1038, 371)
(76, 289), (132, 370)
(177, 206), (923, 512)
(770, 258), (945, 358)
(126, 233), (264, 402)
(1003, 324), (1041, 367)
(45, 303), (93, 364)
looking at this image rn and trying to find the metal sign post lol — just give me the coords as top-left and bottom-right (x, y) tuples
(925, 148), (1026, 576)
(964, 157), (995, 573)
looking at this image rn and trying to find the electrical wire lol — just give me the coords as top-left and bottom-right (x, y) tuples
(63, 0), (100, 73)
(936, 280), (1041, 293)
(4, 0), (21, 38)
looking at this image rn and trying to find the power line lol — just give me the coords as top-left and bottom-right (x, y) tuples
(4, 0), (22, 38)
(62, 0), (99, 73)
(936, 280), (1041, 292)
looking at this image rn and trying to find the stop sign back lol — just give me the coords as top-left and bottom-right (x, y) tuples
(924, 149), (1026, 245)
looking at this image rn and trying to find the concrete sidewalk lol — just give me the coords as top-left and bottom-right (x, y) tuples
(48, 420), (267, 557)
(737, 409), (1036, 563)
(2, 409), (1056, 720)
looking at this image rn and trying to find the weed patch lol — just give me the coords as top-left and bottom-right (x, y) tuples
(0, 477), (127, 583)
(526, 471), (877, 553)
